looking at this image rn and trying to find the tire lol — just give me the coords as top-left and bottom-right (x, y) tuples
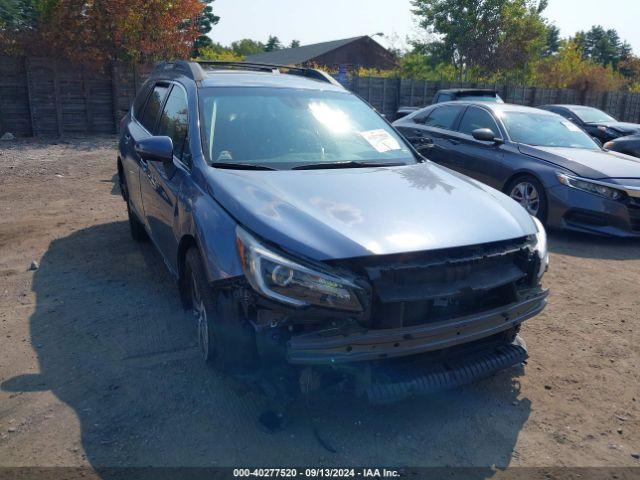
(126, 202), (148, 242)
(506, 175), (548, 223)
(120, 169), (148, 243)
(184, 248), (257, 373)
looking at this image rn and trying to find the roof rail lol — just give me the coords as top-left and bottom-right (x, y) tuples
(152, 60), (342, 87)
(153, 61), (207, 81)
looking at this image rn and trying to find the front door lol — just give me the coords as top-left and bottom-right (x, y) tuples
(453, 106), (507, 189)
(139, 84), (191, 268)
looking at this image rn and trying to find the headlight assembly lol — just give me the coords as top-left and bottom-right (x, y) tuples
(530, 217), (549, 280)
(236, 226), (363, 312)
(557, 173), (625, 201)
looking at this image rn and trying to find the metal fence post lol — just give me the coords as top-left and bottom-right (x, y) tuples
(24, 57), (36, 136)
(52, 61), (64, 137)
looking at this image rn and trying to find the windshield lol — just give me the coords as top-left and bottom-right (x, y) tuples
(457, 94), (504, 103)
(569, 106), (616, 123)
(198, 87), (415, 169)
(500, 111), (600, 149)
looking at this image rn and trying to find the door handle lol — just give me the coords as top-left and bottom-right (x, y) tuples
(448, 139), (460, 145)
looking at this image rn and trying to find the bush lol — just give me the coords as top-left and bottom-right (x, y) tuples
(534, 41), (627, 91)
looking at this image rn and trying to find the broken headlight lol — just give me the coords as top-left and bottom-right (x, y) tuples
(236, 226), (363, 312)
(531, 217), (549, 280)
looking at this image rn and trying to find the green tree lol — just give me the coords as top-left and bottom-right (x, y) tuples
(197, 42), (244, 61)
(192, 0), (220, 56)
(535, 39), (626, 90)
(542, 23), (560, 57)
(264, 35), (282, 52)
(0, 0), (40, 53)
(231, 38), (264, 56)
(289, 39), (300, 48)
(574, 26), (631, 69)
(411, 0), (548, 73)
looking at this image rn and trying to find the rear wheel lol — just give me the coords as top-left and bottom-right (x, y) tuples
(121, 173), (148, 242)
(184, 248), (257, 373)
(507, 175), (547, 222)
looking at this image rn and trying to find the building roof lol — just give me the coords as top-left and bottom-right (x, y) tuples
(245, 36), (367, 65)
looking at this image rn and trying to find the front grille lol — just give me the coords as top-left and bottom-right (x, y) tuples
(336, 237), (537, 329)
(565, 209), (614, 228)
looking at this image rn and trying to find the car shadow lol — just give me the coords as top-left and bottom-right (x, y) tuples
(548, 228), (640, 260)
(2, 221), (530, 472)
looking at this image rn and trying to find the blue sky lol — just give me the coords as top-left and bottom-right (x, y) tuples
(211, 0), (640, 54)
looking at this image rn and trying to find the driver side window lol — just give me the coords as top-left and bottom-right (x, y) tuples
(458, 107), (501, 138)
(157, 85), (190, 168)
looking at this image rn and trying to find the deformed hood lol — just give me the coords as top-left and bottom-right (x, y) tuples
(204, 162), (536, 261)
(518, 145), (640, 180)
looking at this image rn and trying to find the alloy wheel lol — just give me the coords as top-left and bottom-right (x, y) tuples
(510, 181), (540, 216)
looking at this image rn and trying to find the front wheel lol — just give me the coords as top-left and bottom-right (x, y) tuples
(184, 248), (257, 373)
(507, 175), (548, 222)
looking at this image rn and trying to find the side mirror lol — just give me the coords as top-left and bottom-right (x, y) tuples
(472, 128), (501, 143)
(135, 136), (174, 164)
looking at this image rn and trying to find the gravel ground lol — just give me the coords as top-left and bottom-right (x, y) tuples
(0, 136), (639, 469)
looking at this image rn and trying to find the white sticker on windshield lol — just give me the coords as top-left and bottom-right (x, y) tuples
(562, 121), (582, 132)
(360, 129), (402, 153)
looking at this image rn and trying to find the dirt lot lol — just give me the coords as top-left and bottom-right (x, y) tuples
(0, 136), (639, 469)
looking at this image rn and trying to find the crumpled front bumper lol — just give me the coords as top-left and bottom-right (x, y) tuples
(287, 290), (548, 365)
(365, 336), (529, 404)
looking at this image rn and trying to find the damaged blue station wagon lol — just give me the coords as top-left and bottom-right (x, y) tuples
(117, 61), (548, 403)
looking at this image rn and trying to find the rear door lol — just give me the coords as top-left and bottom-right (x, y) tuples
(416, 104), (466, 169)
(120, 82), (154, 219)
(139, 84), (191, 266)
(127, 83), (170, 225)
(453, 106), (508, 189)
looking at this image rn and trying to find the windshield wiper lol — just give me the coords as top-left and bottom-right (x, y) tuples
(292, 161), (407, 170)
(211, 162), (277, 171)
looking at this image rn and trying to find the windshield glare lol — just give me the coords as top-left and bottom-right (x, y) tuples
(199, 87), (415, 169)
(501, 111), (600, 149)
(570, 106), (616, 124)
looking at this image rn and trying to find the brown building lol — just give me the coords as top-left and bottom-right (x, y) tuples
(245, 36), (397, 70)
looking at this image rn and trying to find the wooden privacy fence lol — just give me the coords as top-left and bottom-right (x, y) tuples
(349, 76), (640, 122)
(0, 56), (152, 137)
(2, 56), (640, 136)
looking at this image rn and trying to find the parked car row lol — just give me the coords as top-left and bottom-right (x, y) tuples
(393, 97), (640, 238)
(117, 61), (549, 405)
(396, 90), (640, 155)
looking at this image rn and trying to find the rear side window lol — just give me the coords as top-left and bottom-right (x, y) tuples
(458, 107), (501, 137)
(133, 83), (152, 119)
(157, 86), (189, 165)
(424, 105), (465, 130)
(412, 109), (432, 124)
(140, 84), (169, 133)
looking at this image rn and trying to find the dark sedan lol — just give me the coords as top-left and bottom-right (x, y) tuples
(539, 104), (640, 143)
(605, 134), (640, 159)
(393, 102), (640, 237)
